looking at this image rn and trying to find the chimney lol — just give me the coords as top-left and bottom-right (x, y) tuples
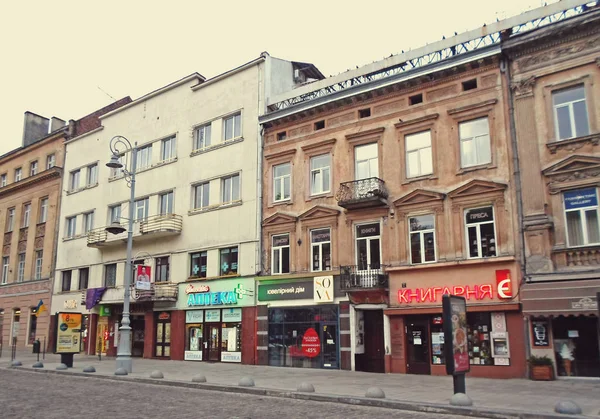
(50, 117), (66, 133)
(22, 112), (50, 147)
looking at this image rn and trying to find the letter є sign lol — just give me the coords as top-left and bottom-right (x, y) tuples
(495, 270), (512, 299)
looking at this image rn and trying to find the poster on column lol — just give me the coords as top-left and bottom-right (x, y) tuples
(442, 295), (470, 375)
(55, 312), (82, 354)
(355, 310), (365, 354)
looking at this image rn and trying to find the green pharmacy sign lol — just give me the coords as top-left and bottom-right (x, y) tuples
(186, 282), (254, 307)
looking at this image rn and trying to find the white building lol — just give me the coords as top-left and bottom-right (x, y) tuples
(51, 53), (323, 362)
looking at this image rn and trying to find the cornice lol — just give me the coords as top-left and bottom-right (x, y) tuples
(0, 167), (62, 199)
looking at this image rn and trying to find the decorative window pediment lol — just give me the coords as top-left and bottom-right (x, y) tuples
(393, 189), (445, 208)
(262, 211), (298, 227)
(448, 179), (507, 201)
(543, 155), (600, 194)
(298, 205), (340, 221)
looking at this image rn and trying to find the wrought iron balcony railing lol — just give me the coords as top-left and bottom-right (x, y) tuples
(335, 177), (389, 209)
(340, 264), (389, 291)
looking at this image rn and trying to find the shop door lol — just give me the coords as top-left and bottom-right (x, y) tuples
(155, 313), (171, 358)
(356, 310), (385, 373)
(204, 323), (221, 362)
(406, 318), (430, 375)
(97, 322), (109, 355)
(321, 323), (338, 369)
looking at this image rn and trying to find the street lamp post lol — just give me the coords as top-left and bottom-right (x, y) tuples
(105, 135), (138, 373)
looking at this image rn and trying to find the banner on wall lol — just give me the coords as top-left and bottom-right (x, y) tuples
(135, 265), (152, 290)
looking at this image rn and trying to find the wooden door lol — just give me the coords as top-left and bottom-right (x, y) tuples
(406, 317), (431, 374)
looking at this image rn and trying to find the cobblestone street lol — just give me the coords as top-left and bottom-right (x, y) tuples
(0, 369), (475, 419)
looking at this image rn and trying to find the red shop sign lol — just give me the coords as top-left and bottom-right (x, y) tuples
(302, 328), (321, 358)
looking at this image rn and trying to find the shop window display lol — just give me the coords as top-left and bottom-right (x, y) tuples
(467, 313), (492, 365)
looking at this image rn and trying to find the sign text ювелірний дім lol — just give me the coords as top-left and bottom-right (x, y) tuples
(266, 286), (306, 296)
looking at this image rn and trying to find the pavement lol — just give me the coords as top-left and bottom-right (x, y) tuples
(2, 351), (599, 418)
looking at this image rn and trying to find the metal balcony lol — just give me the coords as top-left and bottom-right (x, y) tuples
(87, 213), (182, 247)
(139, 213), (182, 237)
(132, 283), (178, 302)
(335, 178), (389, 209)
(340, 264), (388, 291)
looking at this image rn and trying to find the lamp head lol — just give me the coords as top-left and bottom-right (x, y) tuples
(105, 221), (126, 235)
(106, 153), (123, 169)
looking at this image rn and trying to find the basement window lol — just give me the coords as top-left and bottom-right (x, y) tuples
(462, 79), (478, 91)
(358, 108), (371, 118)
(409, 94), (423, 106)
(277, 131), (287, 141)
(314, 120), (325, 131)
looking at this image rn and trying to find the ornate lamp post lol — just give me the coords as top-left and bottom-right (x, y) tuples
(105, 135), (137, 373)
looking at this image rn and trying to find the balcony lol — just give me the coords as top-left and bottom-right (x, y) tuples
(132, 283), (178, 302)
(553, 245), (600, 270)
(87, 213), (183, 247)
(335, 178), (389, 210)
(340, 264), (389, 291)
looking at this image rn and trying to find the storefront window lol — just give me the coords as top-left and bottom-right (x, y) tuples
(430, 316), (445, 365)
(187, 325), (203, 351)
(221, 323), (241, 352)
(467, 313), (493, 365)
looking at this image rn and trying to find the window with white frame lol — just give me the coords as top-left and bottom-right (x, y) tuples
(66, 216), (77, 238)
(311, 228), (331, 271)
(310, 155), (331, 195)
(161, 136), (177, 161)
(83, 211), (94, 233)
(1, 256), (9, 284)
(39, 198), (48, 223)
(87, 164), (98, 186)
(109, 205), (121, 223)
(159, 191), (173, 215)
(405, 130), (433, 178)
(22, 203), (31, 228)
(46, 154), (55, 169)
(30, 161), (38, 176)
(273, 163), (291, 202)
(1, 174), (6, 187)
(553, 85), (589, 141)
(356, 223), (381, 271)
(223, 113), (241, 141)
(221, 174), (240, 203)
(69, 169), (80, 191)
(409, 214), (436, 264)
(34, 250), (43, 280)
(465, 206), (497, 258)
(6, 208), (15, 232)
(355, 143), (379, 180)
(15, 168), (22, 182)
(137, 145), (152, 169)
(272, 234), (290, 274)
(459, 118), (491, 168)
(193, 182), (210, 210)
(134, 198), (149, 221)
(104, 264), (117, 287)
(194, 124), (212, 151)
(564, 188), (600, 247)
(17, 253), (25, 282)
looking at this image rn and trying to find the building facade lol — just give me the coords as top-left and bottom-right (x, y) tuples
(504, 6), (600, 378)
(0, 112), (67, 351)
(51, 54), (322, 364)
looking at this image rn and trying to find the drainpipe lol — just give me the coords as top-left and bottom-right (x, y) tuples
(256, 57), (266, 276)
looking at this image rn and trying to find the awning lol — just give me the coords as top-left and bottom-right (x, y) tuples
(521, 278), (600, 316)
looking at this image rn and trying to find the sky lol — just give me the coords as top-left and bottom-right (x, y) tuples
(0, 0), (555, 155)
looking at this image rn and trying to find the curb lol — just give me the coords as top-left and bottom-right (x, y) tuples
(7, 367), (586, 419)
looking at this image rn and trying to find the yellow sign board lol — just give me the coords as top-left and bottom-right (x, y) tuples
(56, 312), (82, 354)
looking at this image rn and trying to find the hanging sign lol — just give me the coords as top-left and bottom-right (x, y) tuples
(135, 265), (152, 290)
(302, 328), (321, 358)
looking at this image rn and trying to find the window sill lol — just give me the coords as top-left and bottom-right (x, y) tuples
(456, 163), (496, 175)
(67, 183), (99, 196)
(307, 191), (333, 201)
(386, 255), (515, 272)
(546, 132), (600, 154)
(0, 277), (50, 287)
(270, 199), (293, 208)
(402, 174), (438, 185)
(62, 234), (86, 242)
(190, 137), (244, 157)
(108, 158), (178, 182)
(188, 200), (243, 216)
(186, 273), (240, 282)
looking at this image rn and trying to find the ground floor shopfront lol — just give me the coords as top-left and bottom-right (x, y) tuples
(385, 260), (527, 378)
(256, 276), (350, 370)
(522, 278), (600, 378)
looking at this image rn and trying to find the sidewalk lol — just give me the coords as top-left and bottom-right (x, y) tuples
(4, 352), (600, 417)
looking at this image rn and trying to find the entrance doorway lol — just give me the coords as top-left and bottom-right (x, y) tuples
(321, 322), (338, 368)
(155, 312), (171, 358)
(406, 317), (431, 374)
(204, 323), (221, 362)
(131, 315), (145, 357)
(355, 309), (385, 373)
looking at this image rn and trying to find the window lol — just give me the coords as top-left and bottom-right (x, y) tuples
(159, 191), (173, 215)
(405, 130), (433, 178)
(356, 223), (381, 271)
(2, 256), (9, 285)
(17, 253), (25, 282)
(39, 198), (48, 223)
(28, 309), (37, 344)
(564, 188), (600, 247)
(109, 205), (121, 223)
(137, 145), (152, 169)
(1, 174), (6, 187)
(311, 228), (331, 272)
(459, 118), (491, 168)
(29, 161), (38, 176)
(277, 131), (287, 141)
(314, 120), (325, 130)
(66, 216), (77, 238)
(83, 211), (94, 233)
(6, 208), (15, 232)
(273, 163), (291, 202)
(69, 169), (80, 191)
(104, 264), (117, 287)
(193, 182), (210, 210)
(553, 85), (589, 140)
(190, 251), (207, 278)
(222, 174), (240, 203)
(87, 164), (98, 186)
(34, 250), (43, 280)
(465, 206), (497, 258)
(22, 203), (31, 228)
(272, 234), (290, 274)
(46, 154), (55, 169)
(193, 124), (212, 151)
(359, 108), (371, 118)
(15, 168), (22, 182)
(409, 93), (423, 105)
(223, 113), (241, 141)
(155, 257), (169, 282)
(219, 247), (238, 276)
(462, 79), (477, 91)
(409, 214), (436, 264)
(161, 136), (176, 161)
(78, 268), (89, 290)
(310, 155), (331, 195)
(355, 143), (379, 180)
(61, 270), (72, 291)
(134, 198), (149, 221)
